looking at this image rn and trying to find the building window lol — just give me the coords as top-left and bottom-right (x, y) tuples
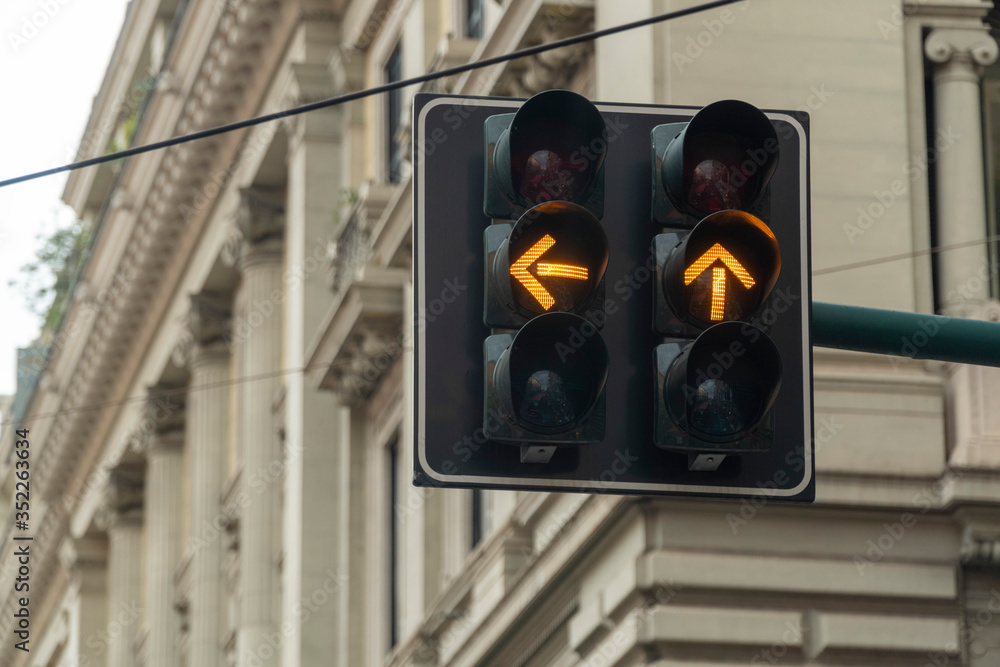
(386, 437), (400, 649)
(466, 0), (484, 39)
(471, 489), (490, 549)
(471, 489), (483, 548)
(984, 61), (1000, 298)
(385, 43), (404, 184)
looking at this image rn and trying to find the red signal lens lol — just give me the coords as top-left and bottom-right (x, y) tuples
(684, 132), (753, 214)
(521, 149), (572, 203)
(510, 120), (591, 204)
(688, 159), (743, 213)
(657, 100), (780, 220)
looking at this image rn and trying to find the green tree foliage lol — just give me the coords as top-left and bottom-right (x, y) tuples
(9, 219), (91, 332)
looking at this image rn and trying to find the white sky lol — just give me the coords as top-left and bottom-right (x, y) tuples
(0, 0), (130, 396)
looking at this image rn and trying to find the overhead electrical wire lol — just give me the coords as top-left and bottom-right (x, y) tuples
(0, 0), (745, 189)
(812, 234), (1000, 276)
(0, 358), (382, 429)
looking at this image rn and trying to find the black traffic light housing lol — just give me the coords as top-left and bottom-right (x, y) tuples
(654, 322), (782, 464)
(482, 91), (611, 460)
(651, 100), (786, 470)
(413, 90), (813, 501)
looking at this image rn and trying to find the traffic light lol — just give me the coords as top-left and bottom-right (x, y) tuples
(650, 101), (787, 471)
(413, 90), (812, 500)
(482, 91), (610, 462)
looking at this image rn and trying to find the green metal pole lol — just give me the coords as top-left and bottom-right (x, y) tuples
(812, 302), (1000, 368)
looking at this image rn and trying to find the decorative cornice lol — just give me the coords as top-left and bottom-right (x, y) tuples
(494, 3), (595, 97)
(925, 27), (999, 66)
(96, 463), (145, 530)
(59, 535), (108, 591)
(959, 510), (1000, 567)
(236, 186), (286, 244)
(36, 0), (283, 509)
(145, 384), (187, 435)
(5, 0), (286, 649)
(189, 291), (232, 345)
(308, 268), (407, 404)
(171, 329), (195, 368)
(221, 225), (245, 268)
(907, 0), (994, 23)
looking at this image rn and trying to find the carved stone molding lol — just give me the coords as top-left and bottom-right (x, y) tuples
(36, 0), (283, 509)
(58, 535), (108, 591)
(146, 384), (187, 435)
(290, 62), (337, 105)
(309, 268), (407, 404)
(945, 301), (1000, 467)
(110, 189), (135, 211)
(925, 27), (999, 67)
(95, 463), (145, 530)
(189, 291), (232, 345)
(221, 225), (245, 268)
(171, 329), (195, 368)
(328, 49), (365, 96)
(420, 38), (480, 95)
(961, 525), (1000, 567)
(236, 187), (285, 244)
(959, 510), (1000, 568)
(494, 2), (596, 97)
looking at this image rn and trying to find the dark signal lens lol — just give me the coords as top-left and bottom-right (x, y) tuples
(501, 312), (609, 431)
(512, 121), (585, 204)
(499, 90), (607, 208)
(685, 132), (753, 214)
(664, 322), (781, 443)
(686, 373), (763, 438)
(660, 100), (780, 218)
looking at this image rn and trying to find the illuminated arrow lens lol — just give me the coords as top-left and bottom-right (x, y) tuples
(500, 201), (608, 316)
(664, 210), (781, 326)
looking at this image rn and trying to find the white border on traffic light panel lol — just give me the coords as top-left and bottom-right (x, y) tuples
(415, 97), (812, 497)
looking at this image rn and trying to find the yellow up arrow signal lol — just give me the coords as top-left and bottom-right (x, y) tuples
(511, 234), (589, 310)
(683, 243), (755, 321)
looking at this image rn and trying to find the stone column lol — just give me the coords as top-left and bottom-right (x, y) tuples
(283, 58), (352, 667)
(141, 387), (186, 667)
(183, 293), (232, 667)
(235, 187), (284, 667)
(99, 464), (144, 667)
(60, 536), (109, 667)
(924, 28), (999, 312)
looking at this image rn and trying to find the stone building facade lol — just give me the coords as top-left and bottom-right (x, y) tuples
(2, 0), (1000, 665)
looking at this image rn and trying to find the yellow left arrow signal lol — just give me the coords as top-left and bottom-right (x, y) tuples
(511, 235), (589, 310)
(684, 243), (755, 321)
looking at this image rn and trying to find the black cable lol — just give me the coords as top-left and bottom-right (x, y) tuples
(812, 234), (1000, 276)
(0, 0), (746, 189)
(0, 356), (395, 428)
